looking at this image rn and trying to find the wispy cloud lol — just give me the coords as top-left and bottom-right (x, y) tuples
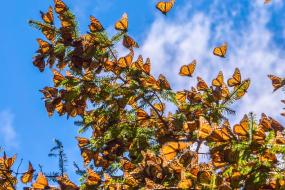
(0, 110), (18, 150)
(139, 0), (285, 123)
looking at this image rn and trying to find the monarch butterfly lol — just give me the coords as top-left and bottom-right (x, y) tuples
(40, 6), (54, 24)
(57, 174), (79, 189)
(54, 0), (68, 14)
(32, 172), (49, 189)
(176, 90), (187, 103)
(252, 126), (265, 144)
(136, 109), (149, 121)
(131, 55), (148, 74)
(89, 15), (104, 32)
(52, 69), (65, 87)
(160, 141), (190, 161)
(220, 83), (230, 99)
(210, 120), (231, 142)
(269, 116), (283, 131)
(86, 168), (101, 186)
(21, 162), (34, 184)
(0, 152), (16, 170)
(183, 121), (197, 133)
(33, 54), (45, 72)
(120, 159), (135, 171)
(233, 115), (249, 139)
(260, 149), (277, 163)
(213, 43), (227, 58)
(235, 79), (250, 99)
(59, 15), (74, 28)
(117, 50), (134, 68)
(228, 68), (241, 87)
(259, 113), (271, 131)
(123, 35), (139, 49)
(76, 137), (90, 148)
(179, 60), (196, 77)
(178, 179), (193, 189)
(212, 71), (224, 87)
(168, 159), (183, 173)
(143, 58), (151, 75)
(115, 13), (128, 31)
(276, 131), (285, 144)
(124, 172), (139, 187)
(141, 75), (160, 90)
(268, 74), (285, 92)
(198, 170), (212, 184)
(42, 25), (56, 42)
(198, 116), (212, 140)
(188, 87), (202, 103)
(41, 87), (58, 99)
(156, 0), (176, 15)
(264, 0), (272, 4)
(212, 151), (227, 168)
(153, 103), (165, 113)
(158, 74), (171, 90)
(81, 148), (93, 166)
(197, 77), (209, 91)
(37, 38), (51, 54)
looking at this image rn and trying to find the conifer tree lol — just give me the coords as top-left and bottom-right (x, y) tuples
(1, 0), (285, 189)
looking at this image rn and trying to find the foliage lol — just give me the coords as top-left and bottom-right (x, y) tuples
(1, 0), (285, 189)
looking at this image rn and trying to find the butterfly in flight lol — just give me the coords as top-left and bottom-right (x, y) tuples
(156, 0), (176, 15)
(213, 43), (227, 58)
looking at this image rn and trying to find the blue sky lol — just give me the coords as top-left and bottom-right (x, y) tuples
(0, 0), (285, 187)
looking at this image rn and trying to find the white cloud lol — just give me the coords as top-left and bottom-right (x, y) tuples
(139, 0), (285, 123)
(0, 110), (18, 149)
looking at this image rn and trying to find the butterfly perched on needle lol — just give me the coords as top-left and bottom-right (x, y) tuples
(213, 43), (227, 58)
(156, 0), (176, 15)
(40, 6), (54, 25)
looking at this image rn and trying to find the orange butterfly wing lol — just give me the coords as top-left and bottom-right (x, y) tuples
(54, 0), (68, 14)
(156, 0), (175, 15)
(212, 71), (224, 87)
(233, 115), (249, 138)
(21, 162), (34, 184)
(89, 16), (104, 32)
(160, 141), (190, 161)
(123, 35), (139, 49)
(179, 60), (196, 77)
(41, 6), (54, 24)
(32, 172), (49, 189)
(213, 43), (227, 58)
(115, 13), (128, 31)
(227, 68), (241, 87)
(198, 116), (212, 140)
(268, 74), (285, 92)
(197, 77), (209, 91)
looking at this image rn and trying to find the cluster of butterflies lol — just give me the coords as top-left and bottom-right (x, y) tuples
(119, 113), (285, 189)
(26, 0), (285, 189)
(176, 64), (251, 125)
